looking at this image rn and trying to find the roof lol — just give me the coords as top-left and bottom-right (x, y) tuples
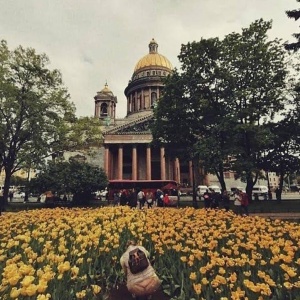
(134, 39), (173, 73)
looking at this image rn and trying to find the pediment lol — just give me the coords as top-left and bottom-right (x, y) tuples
(104, 114), (154, 135)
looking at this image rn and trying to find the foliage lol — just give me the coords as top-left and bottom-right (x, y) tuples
(221, 19), (288, 194)
(152, 38), (231, 190)
(285, 0), (300, 51)
(57, 116), (103, 154)
(259, 83), (300, 196)
(9, 175), (27, 187)
(1, 207), (300, 299)
(0, 40), (76, 201)
(29, 160), (108, 202)
(152, 19), (289, 197)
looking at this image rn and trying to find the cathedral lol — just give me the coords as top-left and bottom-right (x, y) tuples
(93, 39), (194, 186)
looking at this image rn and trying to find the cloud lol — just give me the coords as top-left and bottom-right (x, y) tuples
(0, 0), (299, 118)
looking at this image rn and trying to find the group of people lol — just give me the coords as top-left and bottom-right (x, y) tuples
(112, 188), (171, 209)
(233, 189), (250, 216)
(202, 188), (249, 216)
(202, 189), (230, 211)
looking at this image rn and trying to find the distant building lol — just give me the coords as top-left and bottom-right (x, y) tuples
(0, 168), (36, 188)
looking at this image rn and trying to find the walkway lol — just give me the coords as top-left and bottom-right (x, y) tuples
(252, 212), (300, 220)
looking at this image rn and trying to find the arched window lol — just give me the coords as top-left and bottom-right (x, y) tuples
(100, 103), (108, 116)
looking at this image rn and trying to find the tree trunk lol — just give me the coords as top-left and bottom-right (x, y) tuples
(0, 169), (12, 214)
(215, 163), (226, 192)
(277, 169), (285, 201)
(245, 172), (255, 202)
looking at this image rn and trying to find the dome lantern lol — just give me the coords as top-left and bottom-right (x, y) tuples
(149, 38), (158, 54)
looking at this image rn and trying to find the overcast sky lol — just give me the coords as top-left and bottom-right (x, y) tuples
(0, 0), (298, 118)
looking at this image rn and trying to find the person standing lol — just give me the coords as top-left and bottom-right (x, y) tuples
(240, 191), (249, 216)
(210, 190), (221, 209)
(120, 240), (161, 300)
(221, 190), (230, 211)
(156, 189), (163, 207)
(203, 189), (211, 209)
(24, 191), (29, 203)
(9, 191), (14, 202)
(129, 189), (137, 208)
(233, 190), (242, 215)
(163, 193), (170, 207)
(146, 192), (154, 209)
(137, 189), (145, 209)
(275, 187), (281, 201)
(120, 189), (129, 206)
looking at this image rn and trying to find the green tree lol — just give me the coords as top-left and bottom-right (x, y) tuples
(51, 116), (103, 161)
(285, 1), (300, 51)
(152, 38), (232, 194)
(152, 20), (289, 199)
(260, 83), (300, 199)
(151, 70), (202, 207)
(29, 160), (108, 205)
(57, 116), (103, 153)
(220, 19), (287, 197)
(0, 40), (75, 204)
(9, 175), (27, 187)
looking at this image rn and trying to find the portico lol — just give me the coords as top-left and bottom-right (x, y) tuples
(103, 129), (187, 182)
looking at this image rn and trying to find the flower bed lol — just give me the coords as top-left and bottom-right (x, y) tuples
(0, 207), (299, 299)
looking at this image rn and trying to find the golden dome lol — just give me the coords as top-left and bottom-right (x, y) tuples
(134, 39), (173, 72)
(100, 83), (113, 96)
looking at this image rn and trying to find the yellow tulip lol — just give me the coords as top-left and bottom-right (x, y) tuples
(189, 272), (197, 280)
(10, 287), (21, 298)
(37, 280), (48, 293)
(37, 293), (51, 300)
(193, 283), (201, 295)
(76, 290), (86, 298)
(91, 284), (101, 294)
(20, 275), (35, 287)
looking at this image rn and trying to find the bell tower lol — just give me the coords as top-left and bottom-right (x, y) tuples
(94, 82), (117, 125)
